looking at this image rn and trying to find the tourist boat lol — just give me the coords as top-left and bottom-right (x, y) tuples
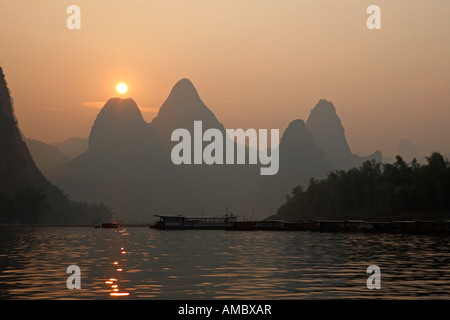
(150, 213), (238, 230)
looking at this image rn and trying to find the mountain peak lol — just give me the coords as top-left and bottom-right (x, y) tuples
(96, 98), (144, 124)
(173, 78), (196, 91)
(306, 99), (351, 168)
(285, 119), (307, 131)
(88, 97), (148, 151)
(281, 119), (318, 150)
(306, 99), (382, 169)
(313, 99), (336, 114)
(305, 99), (342, 142)
(278, 118), (332, 184)
(163, 78), (203, 109)
(102, 97), (140, 112)
(150, 78), (224, 141)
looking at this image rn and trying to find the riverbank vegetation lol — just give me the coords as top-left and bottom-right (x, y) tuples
(272, 152), (450, 221)
(0, 186), (114, 225)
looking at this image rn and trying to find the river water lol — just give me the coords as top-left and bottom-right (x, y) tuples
(0, 226), (448, 299)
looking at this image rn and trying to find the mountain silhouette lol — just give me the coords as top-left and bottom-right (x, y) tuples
(306, 99), (381, 170)
(89, 97), (151, 152)
(50, 97), (162, 219)
(256, 119), (332, 211)
(49, 80), (260, 220)
(279, 119), (332, 177)
(0, 68), (46, 195)
(150, 78), (225, 142)
(47, 80), (382, 222)
(0, 66), (112, 224)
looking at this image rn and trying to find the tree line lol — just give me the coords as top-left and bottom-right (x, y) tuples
(0, 186), (114, 224)
(273, 152), (450, 221)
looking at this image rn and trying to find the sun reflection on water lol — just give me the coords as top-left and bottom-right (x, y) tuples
(0, 227), (449, 299)
(102, 228), (130, 298)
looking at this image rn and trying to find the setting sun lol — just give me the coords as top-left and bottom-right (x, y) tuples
(116, 83), (128, 94)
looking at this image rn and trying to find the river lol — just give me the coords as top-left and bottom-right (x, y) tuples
(0, 226), (448, 299)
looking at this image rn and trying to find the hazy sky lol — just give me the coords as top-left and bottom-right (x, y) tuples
(0, 0), (449, 158)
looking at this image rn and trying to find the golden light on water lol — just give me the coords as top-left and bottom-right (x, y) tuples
(110, 292), (129, 297)
(105, 228), (130, 298)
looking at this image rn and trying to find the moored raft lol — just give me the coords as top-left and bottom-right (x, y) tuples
(150, 215), (450, 234)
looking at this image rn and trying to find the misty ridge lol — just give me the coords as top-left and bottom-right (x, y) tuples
(40, 78), (383, 222)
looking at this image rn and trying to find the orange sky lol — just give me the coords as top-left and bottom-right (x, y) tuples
(0, 0), (449, 158)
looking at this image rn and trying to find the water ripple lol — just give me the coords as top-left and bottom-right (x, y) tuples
(0, 227), (449, 299)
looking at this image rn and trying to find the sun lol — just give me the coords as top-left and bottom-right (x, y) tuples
(116, 83), (128, 94)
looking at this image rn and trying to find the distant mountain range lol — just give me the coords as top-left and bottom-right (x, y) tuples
(45, 79), (381, 222)
(24, 138), (69, 176)
(6, 64), (449, 224)
(52, 137), (88, 160)
(24, 137), (88, 175)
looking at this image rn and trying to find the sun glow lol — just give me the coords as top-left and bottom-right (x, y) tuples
(116, 83), (128, 94)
